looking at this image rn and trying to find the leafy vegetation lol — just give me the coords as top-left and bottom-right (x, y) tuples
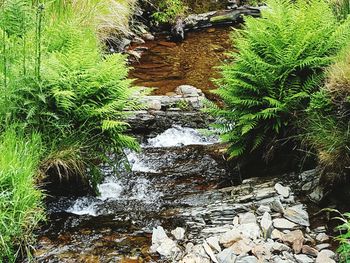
(0, 0), (141, 260)
(0, 129), (45, 262)
(151, 0), (187, 23)
(304, 48), (350, 173)
(335, 212), (350, 262)
(208, 0), (350, 159)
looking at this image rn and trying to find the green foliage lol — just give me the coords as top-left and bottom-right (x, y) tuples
(304, 47), (350, 171)
(0, 128), (45, 262)
(336, 212), (350, 262)
(329, 0), (350, 21)
(152, 0), (187, 23)
(0, 1), (142, 260)
(208, 0), (350, 159)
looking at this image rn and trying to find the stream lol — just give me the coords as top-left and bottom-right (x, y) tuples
(30, 10), (239, 260)
(30, 3), (334, 263)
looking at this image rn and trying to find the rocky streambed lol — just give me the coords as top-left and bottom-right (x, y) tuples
(31, 90), (336, 262)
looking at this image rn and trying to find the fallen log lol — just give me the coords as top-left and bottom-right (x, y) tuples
(171, 6), (261, 40)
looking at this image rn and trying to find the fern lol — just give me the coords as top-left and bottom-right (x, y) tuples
(207, 0), (350, 159)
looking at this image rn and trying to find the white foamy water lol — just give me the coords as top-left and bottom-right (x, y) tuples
(66, 197), (99, 216)
(66, 176), (162, 216)
(126, 151), (158, 173)
(144, 125), (218, 148)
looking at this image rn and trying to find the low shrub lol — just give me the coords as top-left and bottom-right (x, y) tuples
(208, 0), (350, 159)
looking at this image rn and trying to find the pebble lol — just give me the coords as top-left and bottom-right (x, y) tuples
(172, 227), (186, 240)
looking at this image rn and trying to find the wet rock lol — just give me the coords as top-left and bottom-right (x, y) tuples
(302, 245), (318, 257)
(315, 233), (329, 243)
(217, 247), (237, 263)
(172, 227), (186, 240)
(151, 226), (168, 246)
(206, 236), (221, 252)
(270, 199), (285, 213)
(283, 205), (310, 227)
(273, 218), (297, 230)
(219, 229), (241, 247)
(282, 230), (305, 254)
(294, 254), (314, 263)
(261, 212), (273, 238)
(151, 226), (180, 257)
(239, 212), (257, 224)
(316, 249), (336, 263)
(275, 183), (290, 198)
(203, 241), (218, 263)
(236, 255), (259, 263)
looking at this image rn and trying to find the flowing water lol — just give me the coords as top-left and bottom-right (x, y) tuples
(32, 125), (237, 262)
(129, 26), (232, 98)
(32, 5), (238, 261)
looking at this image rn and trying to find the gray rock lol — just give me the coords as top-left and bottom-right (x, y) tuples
(316, 233), (329, 243)
(238, 223), (261, 240)
(302, 245), (318, 257)
(206, 236), (221, 252)
(219, 229), (241, 247)
(172, 227), (186, 240)
(316, 249), (336, 263)
(261, 212), (273, 238)
(257, 205), (271, 215)
(294, 254), (314, 263)
(271, 242), (291, 253)
(156, 238), (180, 257)
(273, 218), (297, 230)
(236, 255), (258, 263)
(217, 247), (237, 263)
(284, 205), (310, 227)
(239, 212), (257, 224)
(175, 85), (200, 97)
(147, 99), (162, 110)
(270, 199), (285, 213)
(151, 226), (168, 248)
(271, 229), (284, 240)
(203, 241), (218, 263)
(315, 243), (331, 251)
(309, 186), (325, 202)
(275, 183), (290, 198)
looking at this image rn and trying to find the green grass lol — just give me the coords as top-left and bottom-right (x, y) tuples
(0, 128), (45, 262)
